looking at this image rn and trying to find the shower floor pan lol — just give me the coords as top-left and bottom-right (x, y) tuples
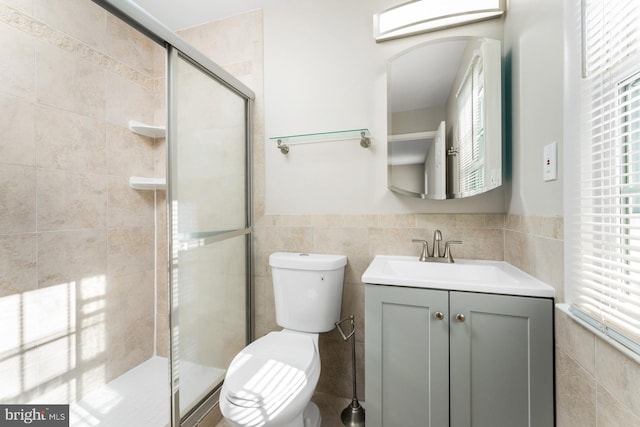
(70, 356), (225, 427)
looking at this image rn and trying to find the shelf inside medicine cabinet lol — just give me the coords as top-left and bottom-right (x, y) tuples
(388, 131), (437, 143)
(129, 176), (166, 191)
(128, 120), (166, 138)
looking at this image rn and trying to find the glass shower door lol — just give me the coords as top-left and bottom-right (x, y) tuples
(167, 47), (251, 425)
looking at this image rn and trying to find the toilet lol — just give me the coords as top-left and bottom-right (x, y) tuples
(220, 252), (347, 427)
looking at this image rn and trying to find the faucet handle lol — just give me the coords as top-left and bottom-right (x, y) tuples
(412, 239), (429, 262)
(443, 240), (462, 263)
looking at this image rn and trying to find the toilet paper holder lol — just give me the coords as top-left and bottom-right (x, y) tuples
(335, 315), (365, 427)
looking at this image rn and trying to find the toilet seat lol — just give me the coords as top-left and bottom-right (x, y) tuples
(221, 331), (320, 427)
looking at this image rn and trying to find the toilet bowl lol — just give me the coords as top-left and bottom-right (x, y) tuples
(220, 330), (321, 427)
(220, 252), (347, 427)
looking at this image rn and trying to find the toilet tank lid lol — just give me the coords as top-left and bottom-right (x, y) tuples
(269, 252), (347, 270)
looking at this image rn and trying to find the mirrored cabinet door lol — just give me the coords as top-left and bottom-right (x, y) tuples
(387, 37), (503, 199)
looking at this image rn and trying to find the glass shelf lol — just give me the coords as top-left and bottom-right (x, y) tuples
(269, 129), (371, 154)
(270, 128), (370, 145)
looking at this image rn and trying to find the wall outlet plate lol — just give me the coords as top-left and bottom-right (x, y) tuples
(543, 142), (558, 182)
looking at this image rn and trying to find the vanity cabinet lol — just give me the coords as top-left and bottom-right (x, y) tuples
(365, 284), (554, 427)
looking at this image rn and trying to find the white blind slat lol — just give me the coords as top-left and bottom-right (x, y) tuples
(572, 0), (640, 353)
(457, 53), (485, 195)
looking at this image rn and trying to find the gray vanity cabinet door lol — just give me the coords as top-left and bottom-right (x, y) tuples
(449, 292), (554, 427)
(365, 284), (449, 427)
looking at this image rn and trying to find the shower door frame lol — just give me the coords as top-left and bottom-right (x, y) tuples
(91, 1), (255, 426)
(166, 46), (254, 427)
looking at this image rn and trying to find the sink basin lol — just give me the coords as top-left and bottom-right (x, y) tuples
(362, 255), (555, 298)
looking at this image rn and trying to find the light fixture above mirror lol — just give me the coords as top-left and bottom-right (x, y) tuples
(374, 0), (505, 42)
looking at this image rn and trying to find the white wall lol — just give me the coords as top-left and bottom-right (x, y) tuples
(135, 0), (565, 216)
(502, 0), (564, 216)
(262, 0), (505, 214)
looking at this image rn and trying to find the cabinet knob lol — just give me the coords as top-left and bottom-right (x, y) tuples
(434, 311), (445, 320)
(455, 313), (466, 322)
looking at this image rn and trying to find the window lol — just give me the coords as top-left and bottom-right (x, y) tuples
(456, 51), (485, 196)
(568, 0), (640, 353)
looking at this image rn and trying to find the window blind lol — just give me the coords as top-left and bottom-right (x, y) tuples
(571, 0), (640, 353)
(457, 52), (485, 196)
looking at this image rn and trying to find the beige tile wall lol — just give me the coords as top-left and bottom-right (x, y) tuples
(555, 309), (640, 426)
(252, 204), (640, 424)
(505, 214), (640, 425)
(0, 0), (163, 403)
(253, 213), (506, 398)
(3, 3), (635, 423)
(504, 214), (564, 301)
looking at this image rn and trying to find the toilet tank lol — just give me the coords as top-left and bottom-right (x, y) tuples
(269, 252), (347, 333)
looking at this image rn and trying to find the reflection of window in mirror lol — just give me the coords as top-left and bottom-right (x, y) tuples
(456, 51), (486, 196)
(387, 37), (502, 200)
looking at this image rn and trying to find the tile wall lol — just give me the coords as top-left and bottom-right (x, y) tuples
(253, 206), (640, 426)
(505, 214), (640, 426)
(0, 0), (164, 403)
(253, 213), (506, 399)
(504, 214), (564, 301)
(555, 310), (640, 426)
(2, 2), (638, 424)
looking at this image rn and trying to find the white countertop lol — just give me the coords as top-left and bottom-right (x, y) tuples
(362, 255), (555, 298)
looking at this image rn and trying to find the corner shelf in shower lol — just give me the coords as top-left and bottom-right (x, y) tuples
(129, 120), (166, 138)
(269, 128), (372, 154)
(128, 119), (166, 191)
(129, 176), (166, 190)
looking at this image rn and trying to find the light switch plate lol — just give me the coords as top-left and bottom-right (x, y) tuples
(543, 142), (558, 182)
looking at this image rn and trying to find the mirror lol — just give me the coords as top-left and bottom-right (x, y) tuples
(387, 37), (503, 199)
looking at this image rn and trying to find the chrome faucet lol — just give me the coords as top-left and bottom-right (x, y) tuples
(413, 230), (462, 263)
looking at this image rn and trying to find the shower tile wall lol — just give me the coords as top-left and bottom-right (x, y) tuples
(0, 0), (164, 404)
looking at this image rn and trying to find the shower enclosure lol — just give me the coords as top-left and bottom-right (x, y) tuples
(167, 45), (253, 425)
(0, 0), (254, 426)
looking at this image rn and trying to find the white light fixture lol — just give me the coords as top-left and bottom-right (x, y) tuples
(374, 0), (505, 42)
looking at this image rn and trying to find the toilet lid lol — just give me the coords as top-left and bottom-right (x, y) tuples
(224, 332), (318, 407)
